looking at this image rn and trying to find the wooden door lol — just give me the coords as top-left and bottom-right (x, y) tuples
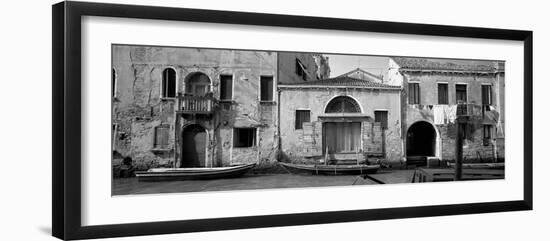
(323, 122), (361, 153)
(181, 126), (206, 167)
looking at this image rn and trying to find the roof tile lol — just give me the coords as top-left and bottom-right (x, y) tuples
(282, 76), (401, 89)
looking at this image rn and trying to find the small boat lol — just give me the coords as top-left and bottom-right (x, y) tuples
(279, 162), (380, 175)
(135, 163), (256, 182)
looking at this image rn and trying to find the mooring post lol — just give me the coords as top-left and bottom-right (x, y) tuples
(455, 121), (463, 181)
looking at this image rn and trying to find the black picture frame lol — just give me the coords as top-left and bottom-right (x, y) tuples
(52, 1), (533, 240)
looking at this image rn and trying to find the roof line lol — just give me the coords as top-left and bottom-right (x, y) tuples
(278, 84), (402, 90)
(337, 67), (383, 80)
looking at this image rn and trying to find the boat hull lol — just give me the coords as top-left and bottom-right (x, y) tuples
(279, 162), (380, 175)
(135, 164), (256, 182)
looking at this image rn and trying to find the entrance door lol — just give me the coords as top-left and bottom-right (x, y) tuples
(181, 125), (206, 167)
(406, 121), (436, 157)
(323, 122), (361, 153)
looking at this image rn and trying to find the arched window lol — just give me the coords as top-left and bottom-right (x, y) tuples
(111, 68), (116, 97)
(162, 68), (176, 98)
(185, 72), (210, 96)
(325, 96), (361, 113)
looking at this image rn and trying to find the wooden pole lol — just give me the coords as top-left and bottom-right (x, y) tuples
(455, 120), (465, 181)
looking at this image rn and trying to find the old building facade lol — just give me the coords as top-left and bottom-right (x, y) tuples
(112, 45), (285, 170)
(112, 46), (505, 171)
(278, 72), (403, 164)
(386, 57), (505, 163)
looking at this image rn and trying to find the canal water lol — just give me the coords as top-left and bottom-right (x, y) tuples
(112, 170), (416, 196)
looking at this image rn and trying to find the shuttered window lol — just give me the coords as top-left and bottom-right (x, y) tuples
(482, 85), (492, 105)
(374, 111), (388, 130)
(260, 76), (273, 101)
(220, 75), (233, 100)
(483, 124), (492, 146)
(408, 83), (420, 104)
(295, 59), (307, 81)
(456, 84), (467, 104)
(162, 68), (176, 98)
(154, 125), (170, 148)
(295, 110), (311, 129)
(234, 128), (256, 147)
(437, 83), (448, 104)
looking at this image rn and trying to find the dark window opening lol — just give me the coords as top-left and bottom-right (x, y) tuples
(374, 111), (388, 130)
(408, 83), (420, 104)
(295, 110), (311, 129)
(260, 76), (274, 101)
(437, 83), (448, 104)
(220, 75), (233, 100)
(154, 125), (170, 149)
(456, 84), (467, 104)
(112, 68), (116, 97)
(482, 85), (492, 106)
(325, 96), (361, 113)
(295, 59), (307, 81)
(162, 68), (176, 98)
(186, 72), (210, 96)
(234, 128), (256, 147)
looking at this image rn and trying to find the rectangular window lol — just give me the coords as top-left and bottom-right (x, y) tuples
(456, 84), (467, 104)
(234, 128), (256, 147)
(220, 75), (233, 100)
(482, 85), (492, 106)
(260, 76), (274, 101)
(154, 125), (170, 149)
(437, 83), (449, 104)
(162, 69), (176, 98)
(295, 110), (311, 129)
(295, 58), (307, 81)
(374, 111), (389, 129)
(483, 125), (492, 146)
(112, 69), (117, 97)
(408, 83), (420, 104)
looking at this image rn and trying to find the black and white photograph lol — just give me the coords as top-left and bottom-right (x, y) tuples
(111, 45), (505, 195)
(3, 0), (546, 240)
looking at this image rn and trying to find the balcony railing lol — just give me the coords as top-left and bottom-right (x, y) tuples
(177, 95), (217, 115)
(457, 102), (490, 117)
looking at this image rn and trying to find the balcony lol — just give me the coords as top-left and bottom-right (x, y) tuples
(177, 95), (217, 115)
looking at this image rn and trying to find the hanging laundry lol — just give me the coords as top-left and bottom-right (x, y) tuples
(484, 109), (499, 123)
(496, 121), (505, 137)
(447, 105), (457, 123)
(471, 104), (483, 116)
(432, 105), (446, 125)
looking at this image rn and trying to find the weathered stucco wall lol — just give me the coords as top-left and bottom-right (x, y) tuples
(112, 45), (278, 170)
(405, 73), (497, 106)
(279, 87), (403, 163)
(402, 72), (505, 162)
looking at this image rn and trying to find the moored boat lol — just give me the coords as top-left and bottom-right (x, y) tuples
(135, 163), (256, 182)
(279, 162), (380, 175)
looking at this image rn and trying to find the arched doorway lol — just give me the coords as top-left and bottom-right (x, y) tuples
(323, 96), (362, 154)
(181, 124), (207, 167)
(185, 72), (211, 96)
(406, 121), (436, 157)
